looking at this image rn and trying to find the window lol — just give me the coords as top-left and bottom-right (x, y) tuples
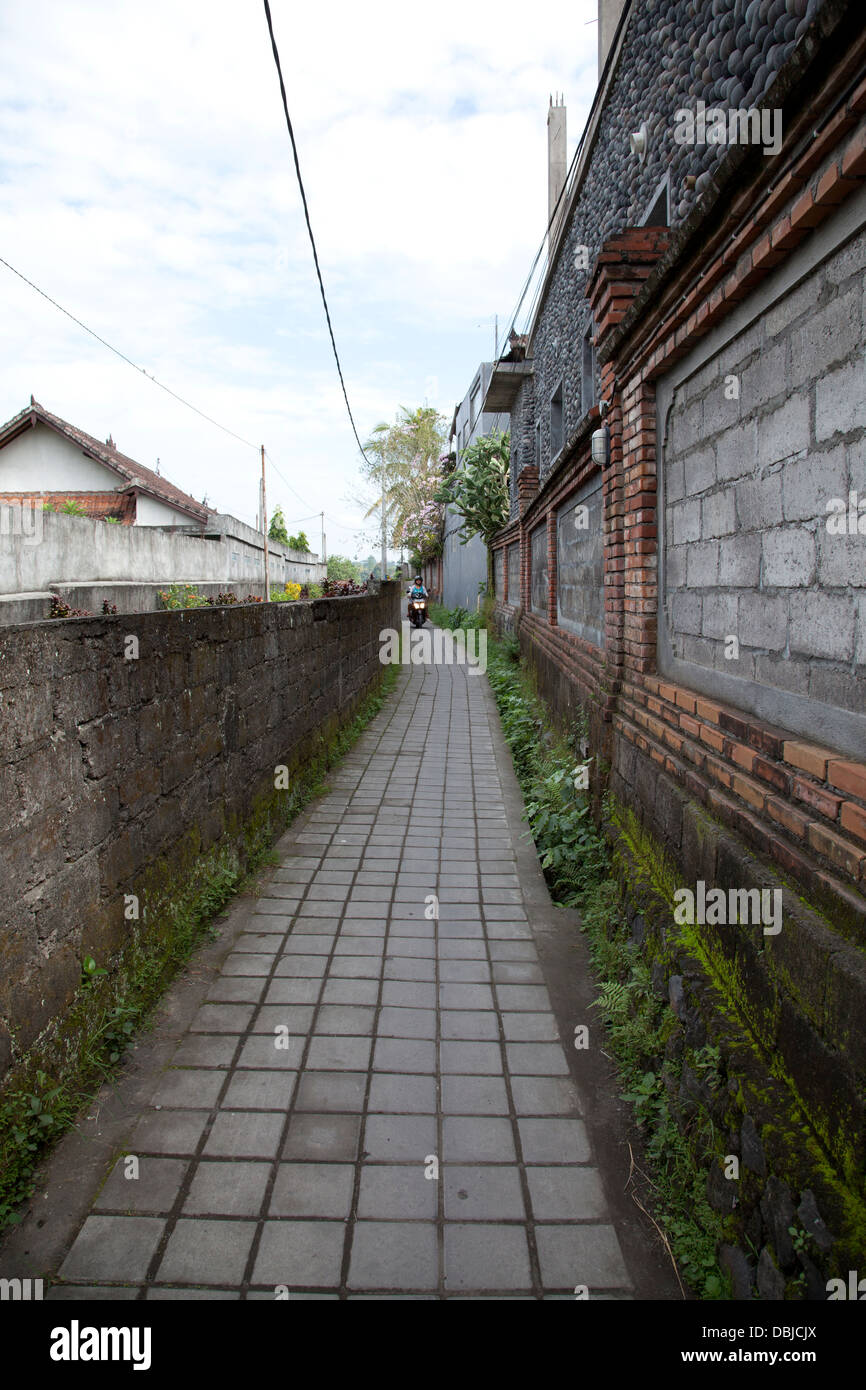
(470, 382), (480, 430)
(581, 323), (597, 417)
(550, 381), (564, 461)
(535, 421), (541, 471)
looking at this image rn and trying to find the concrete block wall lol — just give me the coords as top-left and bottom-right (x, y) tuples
(662, 226), (866, 716)
(0, 585), (400, 1083)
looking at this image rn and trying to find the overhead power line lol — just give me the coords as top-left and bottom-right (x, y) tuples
(261, 0), (373, 469)
(0, 254), (259, 453)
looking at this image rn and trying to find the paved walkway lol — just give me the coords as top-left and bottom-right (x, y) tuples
(31, 654), (645, 1299)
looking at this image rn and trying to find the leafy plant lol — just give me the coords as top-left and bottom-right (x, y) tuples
(60, 499), (88, 516)
(158, 584), (207, 610)
(435, 430), (510, 549)
(268, 505), (290, 546)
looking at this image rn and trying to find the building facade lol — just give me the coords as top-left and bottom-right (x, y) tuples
(442, 361), (509, 611)
(486, 0), (866, 1294)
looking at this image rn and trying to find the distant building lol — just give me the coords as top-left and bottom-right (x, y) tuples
(0, 398), (209, 526)
(442, 362), (508, 611)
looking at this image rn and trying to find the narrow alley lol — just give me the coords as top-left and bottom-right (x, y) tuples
(4, 655), (675, 1300)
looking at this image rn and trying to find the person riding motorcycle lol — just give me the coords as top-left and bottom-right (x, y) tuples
(408, 575), (428, 602)
(407, 575), (428, 625)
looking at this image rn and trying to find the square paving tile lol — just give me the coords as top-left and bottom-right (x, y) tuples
(222, 954), (274, 978)
(269, 1163), (355, 1218)
(59, 1216), (165, 1283)
(526, 1166), (609, 1221)
(252, 1005), (315, 1035)
(376, 1006), (436, 1039)
(357, 1164), (438, 1219)
(220, 1070), (296, 1111)
(321, 978), (380, 1006)
(367, 1073), (437, 1114)
(157, 1218), (256, 1285)
(444, 1165), (525, 1221)
(438, 983), (495, 1010)
(440, 1011), (499, 1042)
(501, 1013), (559, 1042)
(206, 978), (268, 1004)
(236, 1035), (304, 1070)
(264, 978), (323, 1005)
(294, 1071), (368, 1112)
(517, 1118), (590, 1164)
(314, 1004), (377, 1036)
(129, 1110), (208, 1156)
(252, 1220), (345, 1287)
(443, 1224), (531, 1292)
(190, 1003), (255, 1033)
(348, 1221), (438, 1290)
(282, 1113), (361, 1162)
(305, 1036), (372, 1071)
(510, 1076), (583, 1116)
(94, 1157), (187, 1214)
(203, 1112), (285, 1159)
(440, 1075), (509, 1115)
(373, 1038), (436, 1074)
(380, 981), (436, 1008)
(171, 1035), (239, 1068)
(362, 1114), (437, 1162)
(534, 1224), (631, 1290)
(383, 957), (435, 982)
(442, 1116), (516, 1163)
(505, 1042), (570, 1076)
(183, 1161), (271, 1216)
(439, 1041), (503, 1075)
(150, 1069), (225, 1110)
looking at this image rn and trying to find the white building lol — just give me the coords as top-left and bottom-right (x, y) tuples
(0, 398), (209, 527)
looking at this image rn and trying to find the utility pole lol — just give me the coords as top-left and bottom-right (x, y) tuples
(261, 445), (270, 602)
(494, 314), (498, 358)
(321, 511), (326, 569)
(380, 440), (387, 581)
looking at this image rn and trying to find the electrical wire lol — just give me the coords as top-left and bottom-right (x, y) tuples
(262, 0), (374, 470)
(0, 254), (260, 453)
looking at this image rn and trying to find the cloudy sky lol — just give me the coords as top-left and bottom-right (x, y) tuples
(0, 0), (598, 559)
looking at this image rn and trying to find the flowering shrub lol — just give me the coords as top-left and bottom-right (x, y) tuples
(284, 581), (302, 601)
(159, 584), (207, 610)
(48, 595), (91, 619)
(321, 577), (367, 597)
(400, 498), (444, 567)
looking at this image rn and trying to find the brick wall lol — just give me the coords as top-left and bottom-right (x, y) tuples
(0, 586), (400, 1083)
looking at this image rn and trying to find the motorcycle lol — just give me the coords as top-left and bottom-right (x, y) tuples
(408, 595), (428, 628)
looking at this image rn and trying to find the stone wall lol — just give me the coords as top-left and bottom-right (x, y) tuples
(0, 585), (400, 1084)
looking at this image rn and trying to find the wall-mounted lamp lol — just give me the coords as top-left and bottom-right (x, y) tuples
(629, 121), (648, 164)
(591, 423), (610, 468)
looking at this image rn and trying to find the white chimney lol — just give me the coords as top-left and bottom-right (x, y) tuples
(548, 94), (567, 249)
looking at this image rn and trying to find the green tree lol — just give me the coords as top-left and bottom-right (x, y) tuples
(286, 530), (310, 553)
(268, 505), (289, 546)
(436, 430), (510, 587)
(327, 554), (362, 582)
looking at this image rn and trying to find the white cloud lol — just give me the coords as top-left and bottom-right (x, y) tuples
(0, 0), (598, 556)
